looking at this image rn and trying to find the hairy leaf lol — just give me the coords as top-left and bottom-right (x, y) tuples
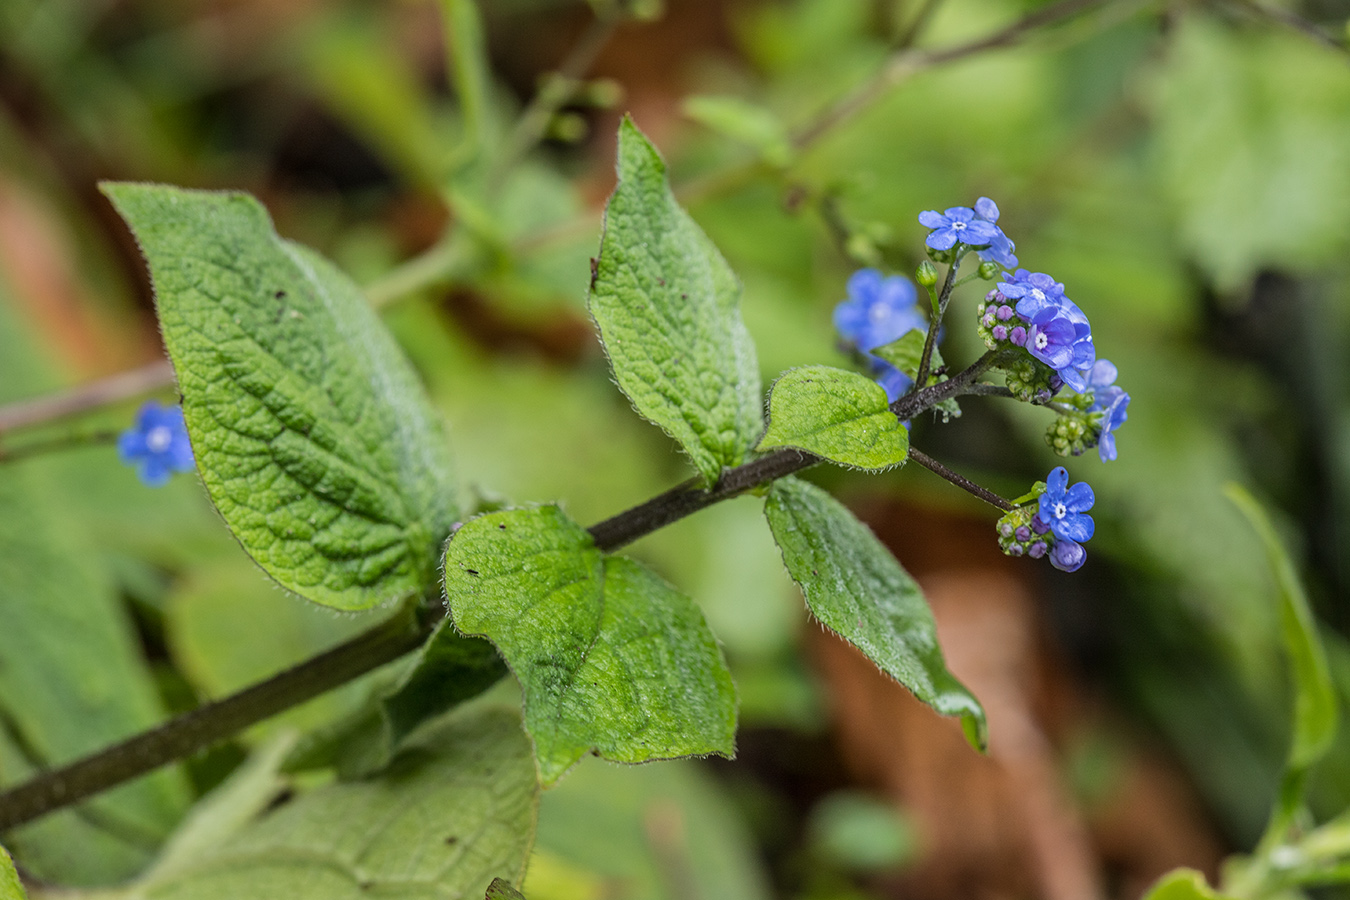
(588, 118), (762, 485)
(764, 478), (986, 749)
(1, 847), (26, 900)
(115, 707), (537, 900)
(103, 184), (459, 611)
(444, 506), (736, 785)
(757, 366), (908, 470)
(484, 879), (527, 900)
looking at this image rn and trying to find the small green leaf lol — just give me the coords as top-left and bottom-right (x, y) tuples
(444, 506), (737, 786)
(871, 332), (960, 420)
(1140, 868), (1234, 900)
(0, 846), (26, 900)
(103, 184), (459, 611)
(589, 118), (763, 485)
(683, 95), (792, 168)
(1226, 485), (1337, 771)
(764, 478), (986, 749)
(757, 366), (908, 471)
(121, 707), (538, 900)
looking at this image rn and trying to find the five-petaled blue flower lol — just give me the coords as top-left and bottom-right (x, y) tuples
(834, 268), (928, 402)
(1094, 387), (1130, 462)
(1038, 466), (1094, 544)
(972, 198), (1018, 268)
(918, 207), (999, 252)
(997, 270), (1065, 319)
(119, 401), (195, 487)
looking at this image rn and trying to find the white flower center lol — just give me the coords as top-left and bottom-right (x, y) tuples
(1035, 333), (1049, 350)
(146, 425), (173, 453)
(1030, 288), (1045, 302)
(950, 221), (966, 231)
(869, 304), (889, 324)
(1053, 502), (1067, 519)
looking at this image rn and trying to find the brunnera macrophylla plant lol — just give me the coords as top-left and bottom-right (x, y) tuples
(1, 117), (1145, 898)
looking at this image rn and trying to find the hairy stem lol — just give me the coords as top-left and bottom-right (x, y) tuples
(0, 350), (1008, 830)
(914, 254), (964, 390)
(908, 448), (1016, 512)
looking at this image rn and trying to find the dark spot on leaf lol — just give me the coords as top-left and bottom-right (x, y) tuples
(466, 569), (479, 576)
(589, 257), (599, 285)
(811, 568), (818, 576)
(681, 293), (687, 300)
(445, 835), (458, 845)
(274, 290), (286, 299)
(498, 523), (506, 530)
(658, 278), (666, 286)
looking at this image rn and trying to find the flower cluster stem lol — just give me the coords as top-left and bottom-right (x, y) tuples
(914, 253), (964, 390)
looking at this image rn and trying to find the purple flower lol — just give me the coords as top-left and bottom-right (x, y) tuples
(1095, 387), (1130, 462)
(973, 198), (1018, 268)
(997, 270), (1065, 319)
(119, 401), (195, 487)
(874, 364), (911, 404)
(1038, 466), (1094, 543)
(918, 207), (999, 252)
(1026, 308), (1080, 371)
(833, 269), (925, 352)
(1049, 538), (1087, 572)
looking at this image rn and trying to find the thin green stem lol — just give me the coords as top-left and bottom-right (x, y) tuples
(913, 253), (964, 390)
(0, 429), (118, 465)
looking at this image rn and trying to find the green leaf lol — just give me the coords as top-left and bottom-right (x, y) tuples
(285, 621), (507, 778)
(444, 506), (737, 786)
(683, 95), (792, 168)
(0, 294), (188, 885)
(588, 118), (763, 485)
(764, 477), (987, 749)
(757, 366), (908, 470)
(103, 184), (460, 611)
(0, 846), (26, 900)
(871, 331), (960, 420)
(1226, 485), (1337, 770)
(1140, 869), (1234, 900)
(114, 707), (538, 900)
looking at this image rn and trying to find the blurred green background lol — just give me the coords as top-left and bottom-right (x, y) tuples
(1, 0), (1349, 897)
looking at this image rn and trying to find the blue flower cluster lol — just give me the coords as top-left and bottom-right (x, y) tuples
(832, 268), (928, 402)
(119, 400), (195, 487)
(918, 198), (1018, 269)
(997, 467), (1095, 572)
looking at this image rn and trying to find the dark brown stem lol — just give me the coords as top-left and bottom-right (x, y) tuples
(913, 255), (964, 390)
(0, 606), (428, 832)
(0, 361), (175, 436)
(908, 447), (1016, 512)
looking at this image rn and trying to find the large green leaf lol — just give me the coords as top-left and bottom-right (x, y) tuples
(444, 506), (737, 785)
(764, 477), (986, 749)
(588, 118), (762, 485)
(103, 184), (459, 611)
(757, 365), (908, 470)
(104, 707), (538, 900)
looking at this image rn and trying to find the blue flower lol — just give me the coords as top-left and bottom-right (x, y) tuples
(874, 363), (911, 404)
(1094, 386), (1130, 462)
(997, 270), (1065, 319)
(833, 269), (925, 352)
(1049, 538), (1087, 572)
(973, 197), (1018, 268)
(1085, 359), (1118, 400)
(119, 401), (194, 487)
(918, 207), (999, 252)
(1038, 466), (1094, 543)
(1026, 308), (1080, 371)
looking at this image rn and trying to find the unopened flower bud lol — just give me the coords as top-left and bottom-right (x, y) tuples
(977, 260), (1001, 280)
(916, 260), (938, 287)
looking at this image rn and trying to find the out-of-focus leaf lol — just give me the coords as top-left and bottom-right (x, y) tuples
(757, 366), (908, 470)
(103, 707), (538, 900)
(529, 759), (771, 900)
(870, 333), (959, 419)
(1148, 17), (1350, 291)
(764, 477), (986, 749)
(683, 96), (792, 168)
(104, 184), (460, 611)
(1140, 868), (1233, 900)
(808, 791), (916, 872)
(588, 118), (762, 485)
(1226, 485), (1337, 796)
(444, 506), (736, 786)
(0, 293), (188, 885)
